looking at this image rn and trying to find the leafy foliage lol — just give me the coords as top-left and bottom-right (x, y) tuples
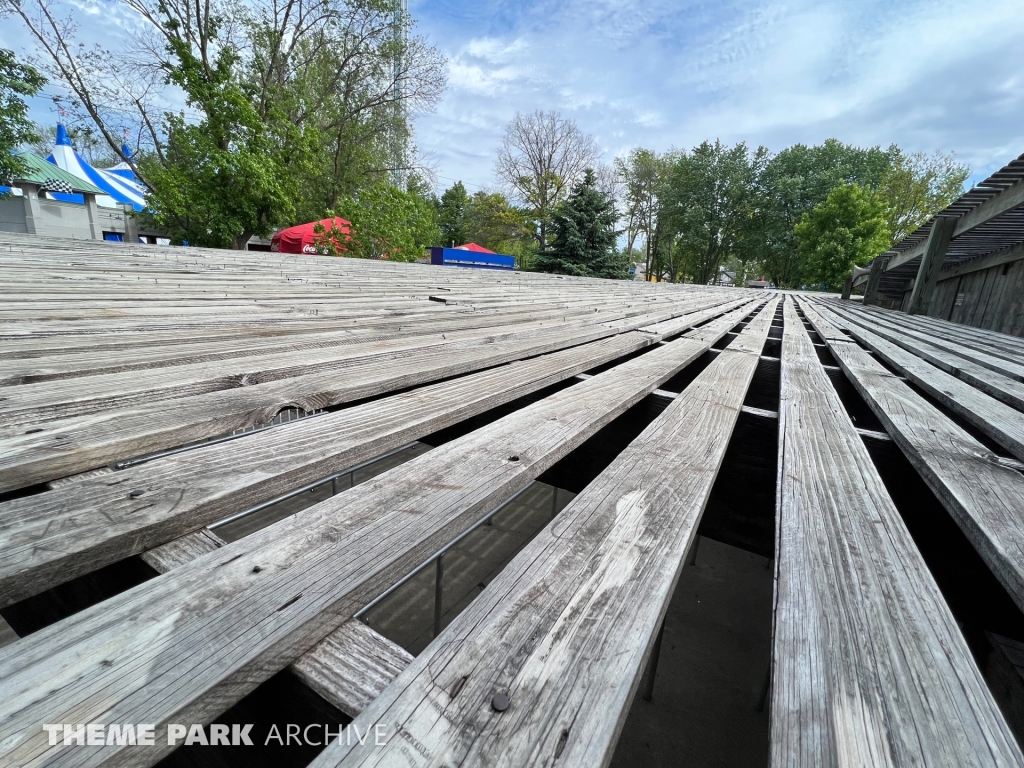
(316, 183), (438, 261)
(615, 147), (667, 278)
(750, 139), (894, 287)
(879, 149), (969, 245)
(13, 0), (446, 247)
(463, 191), (534, 267)
(0, 49), (45, 188)
(795, 183), (892, 291)
(535, 169), (626, 279)
(659, 140), (768, 285)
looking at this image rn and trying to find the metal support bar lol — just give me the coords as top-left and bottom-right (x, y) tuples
(687, 535), (700, 566)
(433, 555), (444, 638)
(642, 620), (666, 702)
(210, 442), (418, 530)
(355, 483), (534, 620)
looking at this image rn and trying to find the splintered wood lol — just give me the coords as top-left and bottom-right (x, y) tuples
(0, 232), (1022, 767)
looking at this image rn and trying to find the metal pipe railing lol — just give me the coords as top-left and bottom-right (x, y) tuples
(209, 441), (420, 530)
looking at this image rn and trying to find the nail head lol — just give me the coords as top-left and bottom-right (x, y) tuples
(491, 693), (510, 712)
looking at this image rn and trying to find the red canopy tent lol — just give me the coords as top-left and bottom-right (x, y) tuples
(271, 217), (351, 255)
(453, 242), (496, 253)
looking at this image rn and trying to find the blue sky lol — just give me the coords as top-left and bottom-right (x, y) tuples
(411, 0), (1024, 192)
(6, 0), (1024, 193)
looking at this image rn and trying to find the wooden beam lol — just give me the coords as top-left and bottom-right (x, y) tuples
(142, 530), (413, 719)
(0, 331), (658, 607)
(0, 308), (752, 768)
(841, 275), (852, 301)
(863, 256), (886, 306)
(306, 300), (781, 768)
(886, 178), (1024, 272)
(772, 298), (1021, 765)
(906, 216), (957, 315)
(936, 240), (1024, 282)
(801, 299), (1024, 613)
(292, 621), (413, 719)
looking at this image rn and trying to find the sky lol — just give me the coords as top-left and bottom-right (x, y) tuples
(6, 0), (1024, 194)
(410, 0), (1024, 193)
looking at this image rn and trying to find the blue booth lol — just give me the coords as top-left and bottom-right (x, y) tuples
(430, 246), (515, 271)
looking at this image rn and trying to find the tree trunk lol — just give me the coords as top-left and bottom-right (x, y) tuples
(233, 230), (254, 250)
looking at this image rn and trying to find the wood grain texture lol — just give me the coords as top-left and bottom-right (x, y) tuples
(292, 620), (414, 719)
(771, 298), (1022, 767)
(0, 298), (747, 493)
(0, 302), (754, 607)
(140, 531), (413, 720)
(800, 298), (1024, 616)
(0, 303), (755, 768)
(140, 529), (227, 573)
(304, 299), (781, 768)
(809, 302), (1024, 460)
(823, 299), (1024, 411)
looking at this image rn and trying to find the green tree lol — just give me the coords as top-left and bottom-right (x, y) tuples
(0, 49), (45, 191)
(14, 0), (446, 247)
(317, 183), (439, 261)
(535, 169), (626, 279)
(437, 181), (468, 246)
(878, 149), (969, 245)
(659, 140), (767, 285)
(463, 191), (534, 267)
(795, 183), (891, 291)
(615, 147), (669, 280)
(751, 139), (894, 287)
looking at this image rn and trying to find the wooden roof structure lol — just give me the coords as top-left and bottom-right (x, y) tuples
(853, 151), (1024, 301)
(1, 233), (1024, 766)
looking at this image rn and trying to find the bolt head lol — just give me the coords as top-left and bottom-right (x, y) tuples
(491, 693), (510, 712)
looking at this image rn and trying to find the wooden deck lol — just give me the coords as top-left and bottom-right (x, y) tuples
(0, 233), (1023, 766)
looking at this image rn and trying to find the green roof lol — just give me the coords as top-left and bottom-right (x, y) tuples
(10, 151), (106, 195)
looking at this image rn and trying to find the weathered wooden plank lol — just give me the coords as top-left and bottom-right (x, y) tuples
(0, 299), (740, 494)
(139, 529), (227, 573)
(0, 303), (756, 768)
(0, 297), (717, 426)
(800, 298), (1024, 614)
(854, 301), (1024, 369)
(0, 331), (650, 605)
(292, 620), (414, 719)
(0, 615), (17, 649)
(0, 302), (754, 605)
(771, 298), (1022, 766)
(810, 302), (1024, 459)
(823, 299), (1024, 411)
(141, 528), (411, 719)
(306, 300), (781, 768)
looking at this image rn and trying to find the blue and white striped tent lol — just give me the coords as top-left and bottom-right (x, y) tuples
(47, 125), (147, 211)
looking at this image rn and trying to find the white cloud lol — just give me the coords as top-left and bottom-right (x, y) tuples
(9, 0), (1024, 192)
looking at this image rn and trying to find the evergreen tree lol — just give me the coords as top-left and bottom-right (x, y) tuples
(535, 169), (626, 279)
(438, 181), (468, 247)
